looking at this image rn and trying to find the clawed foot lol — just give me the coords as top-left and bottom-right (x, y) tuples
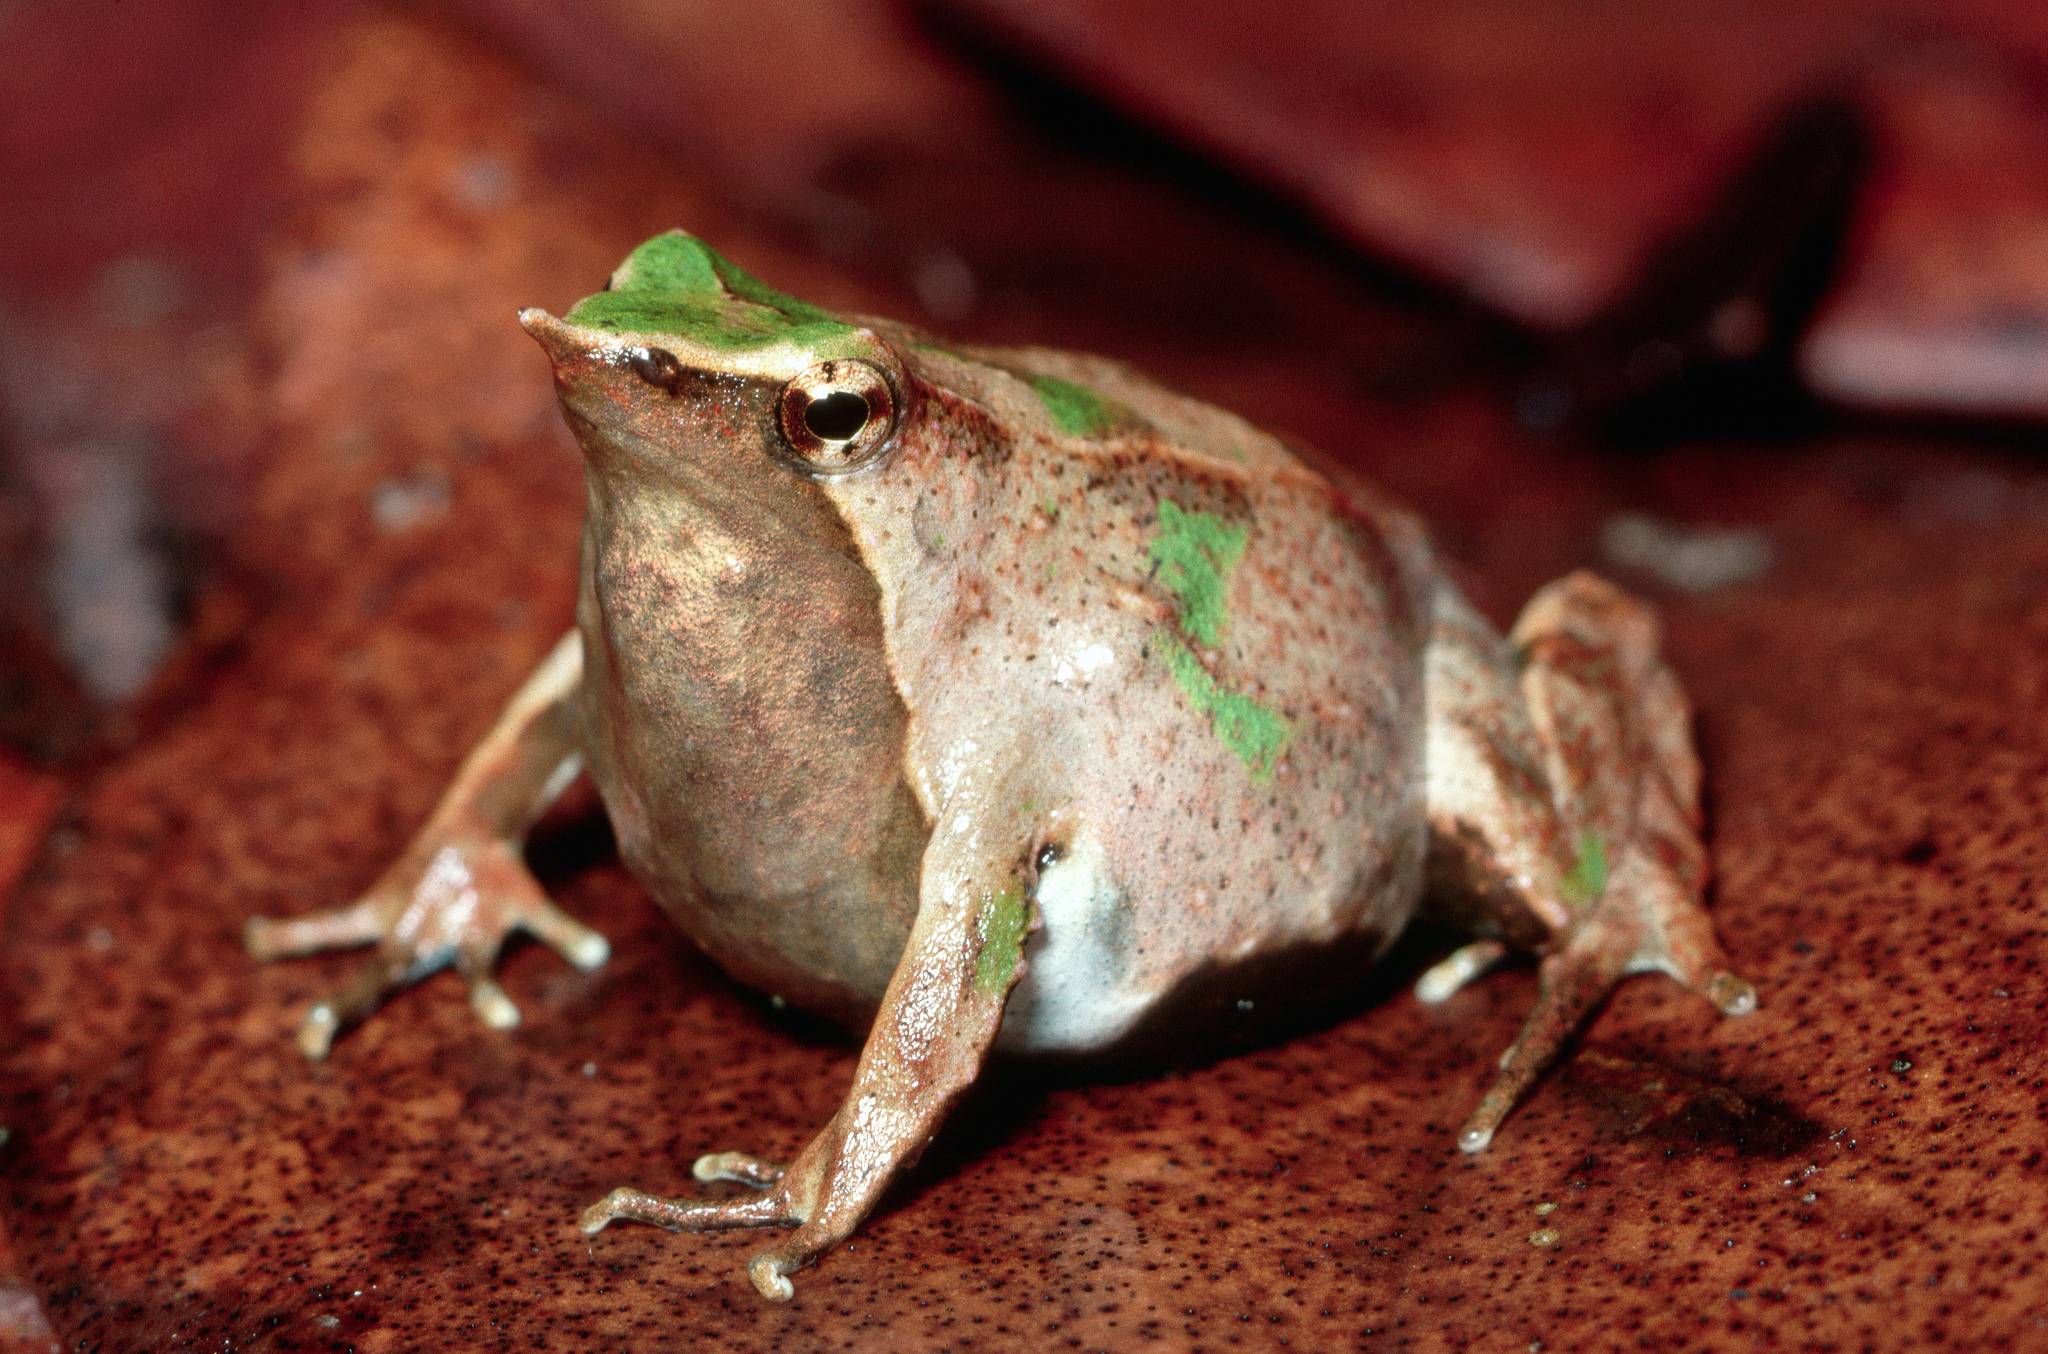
(246, 834), (609, 1057)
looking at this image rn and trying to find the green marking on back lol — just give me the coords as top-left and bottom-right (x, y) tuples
(1147, 499), (1290, 779)
(1150, 500), (1248, 646)
(973, 886), (1031, 995)
(1027, 374), (1122, 437)
(1563, 829), (1609, 905)
(1160, 638), (1290, 781)
(564, 231), (856, 352)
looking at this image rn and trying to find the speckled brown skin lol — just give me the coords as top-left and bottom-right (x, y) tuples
(822, 336), (1439, 1033)
(250, 240), (1752, 1299)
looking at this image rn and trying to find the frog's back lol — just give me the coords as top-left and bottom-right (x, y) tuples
(947, 341), (1443, 583)
(963, 345), (1303, 476)
(821, 334), (1444, 1055)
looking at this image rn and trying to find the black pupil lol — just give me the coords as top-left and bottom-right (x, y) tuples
(804, 391), (871, 441)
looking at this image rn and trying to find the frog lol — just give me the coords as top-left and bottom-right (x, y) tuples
(246, 230), (1756, 1301)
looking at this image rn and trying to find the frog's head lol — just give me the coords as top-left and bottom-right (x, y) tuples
(520, 231), (910, 485)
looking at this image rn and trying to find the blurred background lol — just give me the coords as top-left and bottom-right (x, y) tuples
(2, 1), (2046, 1348)
(4, 0), (2046, 777)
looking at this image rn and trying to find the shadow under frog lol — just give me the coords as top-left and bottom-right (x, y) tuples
(247, 231), (1755, 1300)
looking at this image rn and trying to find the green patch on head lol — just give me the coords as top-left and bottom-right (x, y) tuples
(1160, 638), (1290, 780)
(974, 886), (1032, 995)
(1150, 499), (1248, 646)
(1028, 374), (1127, 438)
(1562, 829), (1609, 905)
(564, 231), (857, 353)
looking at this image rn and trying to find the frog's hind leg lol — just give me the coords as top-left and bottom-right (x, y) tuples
(1420, 572), (1754, 1152)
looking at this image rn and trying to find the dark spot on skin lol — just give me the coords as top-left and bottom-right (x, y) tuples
(627, 346), (684, 395)
(1563, 1051), (1826, 1157)
(1897, 835), (1937, 866)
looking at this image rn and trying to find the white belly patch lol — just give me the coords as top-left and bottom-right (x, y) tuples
(996, 829), (1152, 1054)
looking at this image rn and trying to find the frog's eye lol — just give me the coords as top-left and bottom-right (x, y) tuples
(626, 346), (684, 395)
(776, 361), (896, 474)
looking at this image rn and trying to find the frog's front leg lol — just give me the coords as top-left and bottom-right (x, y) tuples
(1419, 572), (1754, 1151)
(246, 630), (608, 1056)
(579, 812), (1037, 1300)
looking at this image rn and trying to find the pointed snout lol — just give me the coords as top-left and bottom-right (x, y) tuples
(519, 307), (574, 362)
